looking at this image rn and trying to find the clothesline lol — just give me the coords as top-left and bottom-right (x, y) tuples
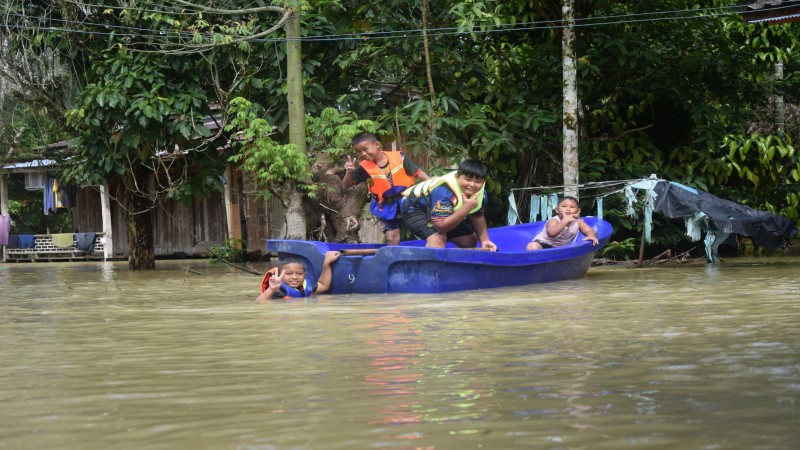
(507, 177), (664, 242)
(510, 178), (645, 194)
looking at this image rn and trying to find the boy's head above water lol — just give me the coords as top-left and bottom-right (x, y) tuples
(275, 257), (306, 288)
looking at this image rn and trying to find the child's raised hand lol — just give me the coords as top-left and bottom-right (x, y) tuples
(561, 214), (579, 224)
(268, 270), (284, 290)
(344, 155), (356, 172)
(324, 251), (341, 264)
(461, 193), (479, 211)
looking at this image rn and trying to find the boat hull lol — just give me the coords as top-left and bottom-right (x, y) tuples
(267, 217), (613, 294)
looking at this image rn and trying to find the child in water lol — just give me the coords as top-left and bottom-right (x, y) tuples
(527, 196), (599, 251)
(256, 251), (341, 303)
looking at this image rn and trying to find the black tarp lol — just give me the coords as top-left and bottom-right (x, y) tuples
(652, 181), (797, 251)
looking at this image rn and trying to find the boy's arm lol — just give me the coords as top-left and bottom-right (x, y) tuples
(255, 287), (277, 304)
(545, 216), (573, 237)
(431, 193), (478, 233)
(256, 270), (284, 303)
(314, 251), (341, 294)
(578, 219), (599, 245)
(341, 155), (358, 189)
(415, 169), (430, 181)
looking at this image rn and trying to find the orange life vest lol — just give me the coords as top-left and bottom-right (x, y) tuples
(359, 152), (417, 204)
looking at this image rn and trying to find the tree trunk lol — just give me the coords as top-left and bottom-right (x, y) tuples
(561, 0), (579, 199)
(122, 167), (156, 270)
(284, 6), (308, 239)
(284, 181), (307, 240)
(310, 155), (367, 243)
(774, 61), (784, 132)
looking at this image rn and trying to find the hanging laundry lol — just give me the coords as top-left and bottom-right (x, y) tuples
(75, 232), (96, 252)
(539, 195), (550, 221)
(51, 233), (75, 248)
(7, 234), (20, 249)
(44, 175), (55, 215)
(506, 192), (519, 226)
(57, 183), (77, 209)
(18, 235), (35, 249)
(596, 197), (604, 220)
(0, 214), (10, 245)
(529, 195), (540, 222)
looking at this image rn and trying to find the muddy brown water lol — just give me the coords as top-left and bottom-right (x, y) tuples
(1, 257), (799, 449)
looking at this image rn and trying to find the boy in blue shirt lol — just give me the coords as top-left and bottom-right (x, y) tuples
(399, 160), (497, 250)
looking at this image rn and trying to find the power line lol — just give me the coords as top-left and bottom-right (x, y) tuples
(0, 3), (788, 45)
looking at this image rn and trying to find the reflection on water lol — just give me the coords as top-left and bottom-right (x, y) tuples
(1, 258), (799, 449)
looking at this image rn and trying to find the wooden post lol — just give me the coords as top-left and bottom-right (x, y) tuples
(636, 226), (646, 268)
(1, 173), (8, 263)
(224, 165), (234, 241)
(99, 184), (114, 260)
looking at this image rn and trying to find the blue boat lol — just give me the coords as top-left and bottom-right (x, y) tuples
(267, 217), (613, 294)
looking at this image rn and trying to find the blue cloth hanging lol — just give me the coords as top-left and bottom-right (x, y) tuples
(539, 195), (550, 221)
(506, 192), (519, 225)
(18, 235), (35, 249)
(596, 197), (604, 220)
(529, 195), (540, 222)
(44, 176), (55, 215)
(75, 232), (97, 252)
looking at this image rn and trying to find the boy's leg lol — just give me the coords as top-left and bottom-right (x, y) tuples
(400, 209), (439, 245)
(381, 218), (402, 246)
(449, 233), (478, 249)
(425, 232), (448, 248)
(446, 220), (478, 248)
(526, 241), (544, 251)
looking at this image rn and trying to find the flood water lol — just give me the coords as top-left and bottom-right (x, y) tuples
(1, 256), (799, 449)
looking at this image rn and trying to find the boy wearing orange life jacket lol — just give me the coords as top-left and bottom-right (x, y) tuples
(341, 132), (429, 245)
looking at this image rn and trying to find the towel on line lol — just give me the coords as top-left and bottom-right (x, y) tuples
(18, 235), (35, 249)
(75, 232), (96, 252)
(51, 233), (75, 248)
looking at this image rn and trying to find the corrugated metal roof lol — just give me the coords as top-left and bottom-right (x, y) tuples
(747, 12), (800, 22)
(2, 160), (57, 171)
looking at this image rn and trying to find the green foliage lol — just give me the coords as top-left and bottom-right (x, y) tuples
(722, 133), (799, 221)
(601, 238), (637, 260)
(305, 107), (379, 161)
(4, 0), (800, 250)
(208, 238), (246, 263)
(226, 97), (312, 197)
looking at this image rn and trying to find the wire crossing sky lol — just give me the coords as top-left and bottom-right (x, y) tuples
(1, 2), (783, 45)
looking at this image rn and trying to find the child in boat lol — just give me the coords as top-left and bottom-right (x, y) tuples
(341, 132), (429, 245)
(399, 159), (497, 251)
(527, 196), (599, 251)
(256, 251), (341, 303)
